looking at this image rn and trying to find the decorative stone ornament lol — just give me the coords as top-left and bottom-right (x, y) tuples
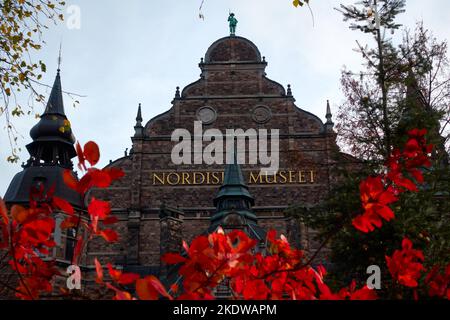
(252, 105), (272, 124)
(197, 106), (217, 125)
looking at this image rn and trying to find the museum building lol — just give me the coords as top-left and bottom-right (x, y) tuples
(3, 33), (356, 284)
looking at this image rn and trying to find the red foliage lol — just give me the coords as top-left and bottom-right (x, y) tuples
(0, 141), (125, 299)
(0, 194), (60, 299)
(1, 133), (447, 301)
(352, 177), (398, 232)
(158, 228), (377, 300)
(83, 141), (100, 167)
(353, 129), (433, 233)
(59, 141), (124, 264)
(425, 265), (450, 299)
(386, 238), (425, 288)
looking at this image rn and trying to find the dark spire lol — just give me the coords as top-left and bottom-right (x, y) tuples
(211, 146), (256, 227)
(4, 61), (82, 208)
(324, 100), (334, 132)
(134, 103), (144, 138)
(43, 69), (65, 116)
(175, 86), (181, 99)
(136, 103), (143, 126)
(326, 100), (333, 124)
(29, 69), (76, 151)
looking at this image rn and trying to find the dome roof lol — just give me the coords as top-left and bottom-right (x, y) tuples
(205, 36), (262, 63)
(29, 70), (75, 144)
(4, 166), (83, 208)
(30, 114), (75, 144)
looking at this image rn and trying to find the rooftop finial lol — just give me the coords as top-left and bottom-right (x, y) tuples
(175, 86), (181, 99)
(325, 100), (334, 129)
(287, 84), (292, 96)
(228, 12), (238, 36)
(134, 103), (144, 138)
(136, 103), (143, 125)
(57, 41), (63, 72)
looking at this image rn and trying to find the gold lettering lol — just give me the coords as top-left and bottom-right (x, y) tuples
(193, 172), (205, 185)
(299, 171), (306, 183)
(211, 172), (221, 185)
(249, 172), (263, 184)
(264, 173), (277, 184)
(278, 171), (288, 184)
(153, 173), (165, 185)
(152, 170), (317, 186)
(289, 171), (296, 183)
(167, 173), (181, 186)
(181, 172), (191, 185)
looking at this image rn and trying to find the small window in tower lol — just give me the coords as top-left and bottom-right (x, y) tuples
(65, 228), (77, 262)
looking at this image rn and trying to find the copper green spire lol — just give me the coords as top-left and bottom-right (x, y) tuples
(212, 147), (256, 226)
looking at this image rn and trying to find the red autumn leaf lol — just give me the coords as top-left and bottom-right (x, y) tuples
(0, 198), (9, 225)
(136, 278), (159, 300)
(408, 128), (427, 139)
(425, 264), (450, 298)
(72, 237), (84, 264)
(182, 240), (189, 253)
(105, 283), (133, 300)
(84, 141), (100, 167)
(242, 279), (270, 300)
(52, 196), (74, 215)
(102, 216), (119, 225)
(95, 258), (103, 284)
(0, 225), (8, 249)
(137, 276), (172, 300)
(88, 198), (111, 220)
(170, 283), (179, 294)
(99, 229), (118, 243)
(76, 174), (93, 195)
(23, 217), (55, 240)
(76, 141), (86, 171)
(386, 238), (425, 288)
(353, 177), (398, 233)
(107, 263), (122, 282)
(117, 273), (140, 285)
(11, 205), (30, 224)
(162, 253), (187, 265)
(348, 285), (378, 300)
(62, 169), (78, 190)
(89, 169), (113, 188)
(409, 168), (424, 183)
(60, 216), (80, 230)
(106, 263), (138, 285)
(104, 167), (125, 181)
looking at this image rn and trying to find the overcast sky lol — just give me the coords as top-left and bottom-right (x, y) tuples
(1, 0), (449, 196)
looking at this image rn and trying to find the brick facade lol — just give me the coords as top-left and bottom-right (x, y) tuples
(86, 35), (352, 277)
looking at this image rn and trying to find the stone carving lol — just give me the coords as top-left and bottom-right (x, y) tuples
(252, 105), (272, 124)
(197, 106), (217, 125)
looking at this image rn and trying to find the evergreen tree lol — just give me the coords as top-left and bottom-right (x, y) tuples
(289, 1), (450, 299)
